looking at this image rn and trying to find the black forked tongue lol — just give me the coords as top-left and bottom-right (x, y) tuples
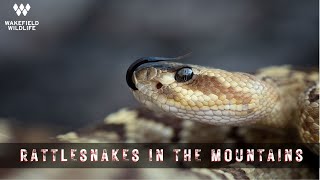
(126, 52), (192, 90)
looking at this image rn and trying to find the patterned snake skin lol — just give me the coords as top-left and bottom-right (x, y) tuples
(127, 57), (319, 146)
(55, 57), (319, 179)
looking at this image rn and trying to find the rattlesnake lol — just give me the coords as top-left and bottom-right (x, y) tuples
(126, 55), (319, 146)
(55, 55), (318, 179)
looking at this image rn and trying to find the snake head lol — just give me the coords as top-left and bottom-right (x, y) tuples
(126, 56), (279, 126)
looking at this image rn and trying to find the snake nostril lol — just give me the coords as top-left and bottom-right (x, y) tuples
(156, 83), (163, 89)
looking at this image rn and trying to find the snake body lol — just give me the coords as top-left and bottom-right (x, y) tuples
(55, 59), (319, 179)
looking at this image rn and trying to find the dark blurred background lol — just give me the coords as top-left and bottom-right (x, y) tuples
(0, 0), (318, 133)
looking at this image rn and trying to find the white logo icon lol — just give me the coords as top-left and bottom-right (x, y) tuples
(13, 3), (31, 16)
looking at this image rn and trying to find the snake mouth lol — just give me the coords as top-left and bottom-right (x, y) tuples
(126, 52), (192, 90)
(126, 58), (164, 90)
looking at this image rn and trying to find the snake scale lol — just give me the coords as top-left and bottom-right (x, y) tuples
(55, 55), (319, 179)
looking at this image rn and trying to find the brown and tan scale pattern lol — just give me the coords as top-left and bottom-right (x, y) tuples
(0, 65), (317, 179)
(54, 107), (317, 179)
(297, 83), (319, 154)
(133, 63), (318, 140)
(52, 64), (320, 179)
(133, 63), (282, 127)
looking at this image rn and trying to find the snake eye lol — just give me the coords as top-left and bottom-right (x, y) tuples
(175, 67), (193, 82)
